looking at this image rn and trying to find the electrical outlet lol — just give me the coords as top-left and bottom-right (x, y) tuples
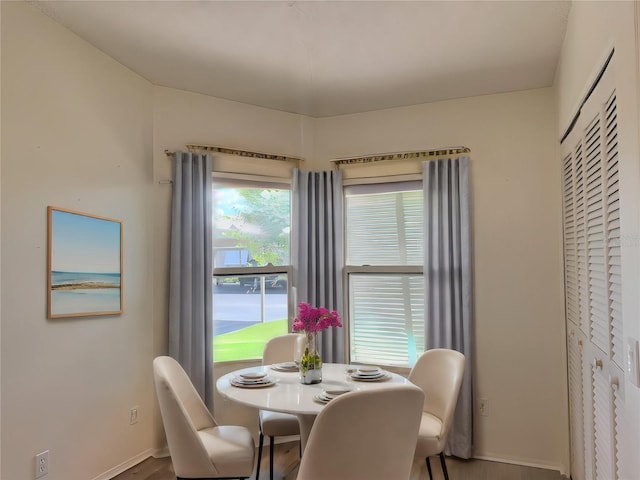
(479, 398), (489, 417)
(35, 450), (49, 479)
(129, 406), (139, 425)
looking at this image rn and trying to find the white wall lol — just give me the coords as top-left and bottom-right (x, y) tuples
(312, 89), (569, 471)
(555, 2), (640, 479)
(1, 3), (156, 479)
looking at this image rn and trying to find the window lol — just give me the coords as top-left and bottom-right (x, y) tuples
(212, 179), (291, 362)
(345, 181), (425, 367)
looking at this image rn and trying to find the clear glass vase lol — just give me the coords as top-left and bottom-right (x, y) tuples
(300, 331), (322, 384)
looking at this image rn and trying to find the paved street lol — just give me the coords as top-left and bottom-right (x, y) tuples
(213, 285), (287, 335)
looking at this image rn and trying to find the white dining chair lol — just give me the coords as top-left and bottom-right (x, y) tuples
(408, 348), (466, 480)
(256, 333), (306, 480)
(153, 356), (255, 479)
(296, 385), (424, 480)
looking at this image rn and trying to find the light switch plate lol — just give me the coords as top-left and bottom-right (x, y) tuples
(626, 338), (640, 387)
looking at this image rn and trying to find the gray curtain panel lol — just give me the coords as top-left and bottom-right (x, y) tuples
(292, 169), (345, 363)
(168, 152), (214, 411)
(423, 157), (473, 459)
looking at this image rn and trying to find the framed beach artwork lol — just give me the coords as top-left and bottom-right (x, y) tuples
(47, 206), (123, 318)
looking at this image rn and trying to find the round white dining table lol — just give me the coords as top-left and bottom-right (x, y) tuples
(216, 363), (411, 452)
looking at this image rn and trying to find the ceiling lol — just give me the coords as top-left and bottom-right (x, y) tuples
(31, 0), (571, 118)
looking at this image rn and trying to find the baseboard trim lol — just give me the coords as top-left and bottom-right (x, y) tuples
(473, 454), (568, 477)
(90, 448), (154, 480)
(153, 446), (170, 458)
(93, 444), (569, 479)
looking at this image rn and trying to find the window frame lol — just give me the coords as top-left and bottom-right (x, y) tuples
(211, 173), (294, 362)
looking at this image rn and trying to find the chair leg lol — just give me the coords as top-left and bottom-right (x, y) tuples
(256, 432), (264, 480)
(439, 452), (449, 480)
(425, 456), (433, 480)
(269, 436), (275, 480)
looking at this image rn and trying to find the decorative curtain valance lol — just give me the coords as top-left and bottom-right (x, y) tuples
(166, 145), (302, 180)
(332, 147), (470, 181)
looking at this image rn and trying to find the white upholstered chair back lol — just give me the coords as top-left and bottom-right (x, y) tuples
(153, 356), (219, 477)
(296, 385), (425, 480)
(262, 333), (305, 365)
(408, 348), (465, 459)
(409, 349), (465, 441)
(153, 356), (255, 479)
(257, 333), (306, 480)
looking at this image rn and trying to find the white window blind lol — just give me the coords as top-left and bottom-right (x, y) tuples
(345, 183), (425, 367)
(346, 183), (423, 266)
(349, 274), (424, 366)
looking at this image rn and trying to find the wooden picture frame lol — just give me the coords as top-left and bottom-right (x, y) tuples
(47, 206), (123, 318)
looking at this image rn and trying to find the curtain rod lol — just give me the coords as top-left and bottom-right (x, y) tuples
(164, 145), (302, 165)
(331, 147), (470, 167)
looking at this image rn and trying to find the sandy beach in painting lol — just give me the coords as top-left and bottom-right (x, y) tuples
(51, 271), (120, 288)
(52, 282), (120, 290)
(50, 271), (121, 314)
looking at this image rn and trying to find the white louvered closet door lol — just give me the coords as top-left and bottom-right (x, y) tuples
(567, 326), (587, 480)
(561, 57), (624, 480)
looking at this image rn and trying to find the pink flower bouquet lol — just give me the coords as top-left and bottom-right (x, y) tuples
(292, 302), (342, 382)
(292, 302), (342, 333)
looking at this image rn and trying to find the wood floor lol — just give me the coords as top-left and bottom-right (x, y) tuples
(111, 441), (566, 480)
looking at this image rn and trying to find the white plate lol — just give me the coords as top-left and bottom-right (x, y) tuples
(240, 371), (267, 380)
(322, 388), (352, 398)
(231, 377), (276, 389)
(271, 362), (299, 372)
(313, 394), (331, 404)
(235, 377), (269, 384)
(351, 370), (385, 378)
(350, 372), (392, 382)
(232, 377), (270, 384)
(357, 366), (380, 374)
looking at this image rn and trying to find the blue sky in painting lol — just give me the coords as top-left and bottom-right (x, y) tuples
(52, 210), (120, 273)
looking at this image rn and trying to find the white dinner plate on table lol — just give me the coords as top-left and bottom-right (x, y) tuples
(239, 371), (268, 380)
(323, 388), (352, 397)
(314, 387), (352, 404)
(313, 394), (331, 404)
(271, 362), (299, 372)
(357, 366), (380, 374)
(349, 371), (391, 382)
(231, 376), (276, 388)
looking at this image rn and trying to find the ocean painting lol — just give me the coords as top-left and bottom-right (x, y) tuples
(48, 207), (123, 318)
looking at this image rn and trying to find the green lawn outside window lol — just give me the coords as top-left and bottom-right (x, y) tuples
(213, 319), (288, 363)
